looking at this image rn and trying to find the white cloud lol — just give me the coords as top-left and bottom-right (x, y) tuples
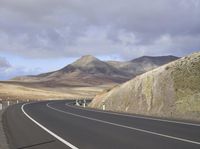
(0, 57), (41, 80)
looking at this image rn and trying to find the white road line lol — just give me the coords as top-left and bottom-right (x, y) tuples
(21, 103), (79, 149)
(47, 102), (200, 145)
(66, 103), (200, 127)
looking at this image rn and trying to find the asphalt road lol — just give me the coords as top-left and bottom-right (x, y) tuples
(4, 100), (200, 149)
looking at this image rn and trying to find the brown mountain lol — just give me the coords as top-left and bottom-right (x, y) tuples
(12, 55), (179, 87)
(12, 55), (129, 87)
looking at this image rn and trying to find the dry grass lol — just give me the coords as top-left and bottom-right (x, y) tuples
(0, 82), (114, 101)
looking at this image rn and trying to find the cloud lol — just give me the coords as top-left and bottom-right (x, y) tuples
(0, 66), (42, 80)
(0, 57), (11, 68)
(0, 57), (41, 80)
(0, 0), (200, 60)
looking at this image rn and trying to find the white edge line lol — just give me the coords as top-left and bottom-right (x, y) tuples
(47, 103), (200, 145)
(21, 103), (79, 149)
(66, 103), (200, 127)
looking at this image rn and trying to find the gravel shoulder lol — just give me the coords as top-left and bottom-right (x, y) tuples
(0, 110), (9, 149)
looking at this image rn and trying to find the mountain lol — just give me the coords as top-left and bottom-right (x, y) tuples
(12, 55), (178, 87)
(61, 55), (127, 77)
(12, 55), (129, 86)
(107, 55), (178, 77)
(90, 52), (200, 121)
(131, 55), (178, 64)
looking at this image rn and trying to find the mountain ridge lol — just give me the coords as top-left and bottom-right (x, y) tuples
(12, 55), (179, 86)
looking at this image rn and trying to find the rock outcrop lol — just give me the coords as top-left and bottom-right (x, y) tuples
(90, 52), (200, 121)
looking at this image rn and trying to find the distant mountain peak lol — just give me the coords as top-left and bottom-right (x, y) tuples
(131, 55), (179, 64)
(140, 55), (177, 58)
(81, 55), (97, 59)
(132, 55), (178, 60)
(79, 55), (99, 61)
(72, 55), (100, 66)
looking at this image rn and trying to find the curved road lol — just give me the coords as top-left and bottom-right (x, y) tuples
(4, 100), (200, 149)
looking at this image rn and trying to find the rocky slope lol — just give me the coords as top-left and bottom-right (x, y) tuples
(90, 52), (200, 121)
(12, 55), (178, 87)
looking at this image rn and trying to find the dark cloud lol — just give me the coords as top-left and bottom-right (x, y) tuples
(0, 0), (200, 59)
(0, 57), (11, 68)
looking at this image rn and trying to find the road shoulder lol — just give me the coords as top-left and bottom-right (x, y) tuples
(0, 109), (9, 149)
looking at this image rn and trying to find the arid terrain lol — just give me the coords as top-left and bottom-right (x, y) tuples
(1, 1), (200, 148)
(0, 55), (177, 101)
(90, 52), (200, 121)
(0, 82), (109, 101)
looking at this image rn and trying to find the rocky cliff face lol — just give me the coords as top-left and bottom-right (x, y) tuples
(90, 52), (200, 121)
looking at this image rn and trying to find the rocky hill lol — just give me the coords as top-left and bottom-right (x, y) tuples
(90, 52), (200, 121)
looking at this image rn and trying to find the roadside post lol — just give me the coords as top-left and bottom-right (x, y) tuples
(16, 96), (19, 104)
(102, 102), (105, 111)
(7, 100), (10, 106)
(83, 99), (86, 108)
(76, 100), (79, 106)
(0, 99), (2, 110)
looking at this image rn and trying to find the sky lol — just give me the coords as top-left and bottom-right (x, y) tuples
(0, 0), (200, 80)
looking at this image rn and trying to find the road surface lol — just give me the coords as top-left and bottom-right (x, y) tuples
(4, 100), (200, 149)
